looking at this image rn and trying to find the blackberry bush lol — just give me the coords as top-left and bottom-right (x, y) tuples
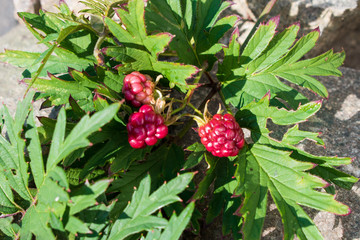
(0, 0), (357, 239)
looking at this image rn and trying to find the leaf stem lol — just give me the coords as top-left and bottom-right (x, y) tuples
(176, 84), (219, 140)
(0, 211), (22, 219)
(94, 29), (108, 66)
(205, 72), (233, 115)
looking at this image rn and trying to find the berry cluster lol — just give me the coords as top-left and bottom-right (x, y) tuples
(198, 114), (244, 157)
(127, 105), (168, 148)
(122, 72), (155, 107)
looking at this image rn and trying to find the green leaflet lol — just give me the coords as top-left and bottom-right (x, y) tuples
(146, 0), (238, 69)
(183, 142), (206, 169)
(103, 0), (198, 92)
(158, 202), (195, 240)
(233, 93), (357, 239)
(220, 18), (344, 109)
(108, 173), (194, 240)
(0, 92), (121, 238)
(109, 144), (185, 217)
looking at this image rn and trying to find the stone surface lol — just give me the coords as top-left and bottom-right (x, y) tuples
(0, 24), (48, 117)
(231, 0), (360, 69)
(0, 0), (17, 36)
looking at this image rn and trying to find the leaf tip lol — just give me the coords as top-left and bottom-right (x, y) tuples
(268, 15), (280, 27)
(290, 21), (301, 28)
(311, 27), (321, 34)
(262, 90), (271, 100)
(339, 206), (352, 216)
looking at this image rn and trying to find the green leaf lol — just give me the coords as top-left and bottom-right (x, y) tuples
(146, 0), (237, 69)
(282, 124), (324, 146)
(232, 93), (356, 239)
(0, 217), (17, 238)
(191, 153), (218, 200)
(241, 19), (278, 66)
(46, 103), (120, 171)
(21, 206), (56, 240)
(26, 72), (95, 109)
(219, 21), (344, 109)
(69, 179), (112, 215)
(78, 202), (115, 239)
(205, 157), (242, 237)
(65, 216), (92, 235)
(0, 93), (34, 201)
(25, 110), (45, 188)
(0, 172), (17, 214)
(236, 94), (358, 190)
(158, 202), (194, 240)
(108, 173), (193, 240)
(183, 142), (206, 169)
(103, 0), (198, 92)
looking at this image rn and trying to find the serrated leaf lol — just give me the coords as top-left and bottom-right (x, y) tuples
(65, 216), (92, 235)
(146, 0), (237, 69)
(240, 19), (278, 67)
(236, 94), (358, 191)
(219, 20), (344, 108)
(21, 206), (56, 240)
(205, 158), (242, 237)
(0, 217), (17, 238)
(108, 173), (193, 240)
(0, 171), (17, 214)
(158, 202), (194, 240)
(282, 124), (324, 146)
(183, 142), (206, 169)
(26, 72), (95, 109)
(237, 143), (349, 240)
(46, 103), (120, 171)
(78, 202), (115, 239)
(0, 93), (34, 201)
(69, 179), (112, 215)
(25, 110), (45, 188)
(103, 0), (198, 92)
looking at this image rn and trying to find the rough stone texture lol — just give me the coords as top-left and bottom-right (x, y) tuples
(0, 24), (48, 117)
(13, 0), (40, 19)
(231, 0), (360, 69)
(13, 0), (87, 15)
(0, 0), (17, 36)
(40, 0), (86, 14)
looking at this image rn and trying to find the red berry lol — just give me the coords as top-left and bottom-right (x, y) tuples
(198, 114), (244, 157)
(127, 105), (168, 148)
(122, 72), (155, 107)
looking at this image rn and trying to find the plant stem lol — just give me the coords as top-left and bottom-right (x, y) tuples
(0, 211), (23, 219)
(176, 84), (219, 140)
(218, 90), (233, 115)
(205, 72), (233, 114)
(94, 30), (107, 66)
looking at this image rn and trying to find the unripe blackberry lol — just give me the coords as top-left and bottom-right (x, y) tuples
(127, 105), (168, 148)
(122, 72), (155, 107)
(198, 114), (244, 157)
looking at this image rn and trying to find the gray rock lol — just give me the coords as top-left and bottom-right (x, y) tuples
(0, 24), (49, 117)
(0, 0), (17, 36)
(231, 0), (360, 69)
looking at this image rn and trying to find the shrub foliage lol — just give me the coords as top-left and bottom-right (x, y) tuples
(0, 0), (357, 239)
